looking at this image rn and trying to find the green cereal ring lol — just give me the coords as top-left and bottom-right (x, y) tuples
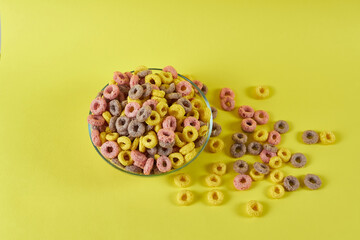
(274, 120), (289, 134)
(303, 174), (322, 190)
(230, 143), (246, 158)
(211, 122), (222, 137)
(290, 153), (307, 168)
(232, 132), (248, 144)
(283, 175), (300, 191)
(253, 162), (270, 175)
(302, 130), (319, 144)
(247, 142), (263, 155)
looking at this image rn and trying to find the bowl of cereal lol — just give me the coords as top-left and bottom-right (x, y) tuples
(87, 66), (213, 176)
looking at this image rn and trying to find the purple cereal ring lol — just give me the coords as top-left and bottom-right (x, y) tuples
(113, 71), (129, 85)
(183, 117), (200, 131)
(220, 96), (235, 111)
(130, 75), (140, 88)
(260, 149), (276, 163)
(90, 97), (107, 115)
(233, 174), (252, 190)
(176, 81), (192, 96)
(160, 83), (176, 94)
(87, 115), (105, 126)
(159, 140), (175, 149)
(136, 105), (152, 122)
(268, 130), (281, 145)
(253, 110), (269, 125)
(115, 116), (130, 133)
(129, 85), (144, 100)
(241, 118), (257, 133)
(109, 99), (122, 117)
(131, 150), (147, 169)
(109, 116), (118, 132)
(156, 155), (172, 172)
(141, 83), (153, 98)
(103, 84), (120, 100)
(100, 141), (120, 159)
(163, 65), (178, 79)
(143, 158), (154, 175)
(162, 116), (177, 131)
(91, 129), (101, 147)
(137, 70), (152, 78)
(238, 105), (255, 118)
(157, 145), (173, 156)
(143, 99), (158, 111)
(158, 129), (175, 144)
(220, 88), (235, 99)
(124, 102), (141, 118)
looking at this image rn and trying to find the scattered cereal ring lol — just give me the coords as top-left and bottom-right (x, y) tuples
(211, 106), (218, 119)
(220, 88), (235, 99)
(169, 152), (185, 168)
(274, 120), (289, 134)
(241, 118), (257, 133)
(233, 160), (249, 174)
(253, 162), (270, 175)
(230, 143), (246, 158)
(207, 190), (224, 206)
(247, 142), (263, 155)
(277, 148), (291, 162)
(156, 155), (172, 172)
(249, 168), (264, 181)
(182, 126), (198, 142)
(91, 129), (101, 147)
(263, 143), (278, 153)
(143, 158), (154, 175)
(246, 200), (263, 217)
(100, 141), (120, 159)
(290, 153), (307, 168)
(109, 99), (122, 117)
(283, 176), (300, 191)
(103, 84), (120, 100)
(118, 151), (133, 166)
(176, 190), (194, 206)
(90, 97), (107, 115)
(220, 96), (235, 111)
(145, 111), (161, 126)
(269, 169), (284, 183)
(233, 174), (252, 190)
(238, 105), (254, 118)
(136, 105), (152, 122)
(253, 129), (269, 142)
(268, 185), (285, 199)
(210, 122), (222, 137)
(87, 115), (106, 126)
(255, 86), (269, 99)
(259, 149), (277, 163)
(163, 66), (178, 79)
(174, 173), (191, 188)
(205, 174), (222, 187)
(302, 130), (319, 144)
(253, 110), (269, 125)
(319, 131), (336, 144)
(232, 132), (248, 144)
(128, 120), (146, 138)
(268, 130), (281, 145)
(212, 162), (227, 176)
(269, 156), (283, 169)
(303, 174), (322, 190)
(124, 102), (141, 118)
(176, 81), (193, 96)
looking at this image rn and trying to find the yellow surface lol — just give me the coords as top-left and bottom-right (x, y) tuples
(1, 0), (359, 239)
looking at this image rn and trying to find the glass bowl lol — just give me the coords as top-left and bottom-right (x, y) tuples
(88, 68), (213, 177)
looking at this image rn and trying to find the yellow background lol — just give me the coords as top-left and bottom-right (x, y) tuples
(1, 0), (359, 239)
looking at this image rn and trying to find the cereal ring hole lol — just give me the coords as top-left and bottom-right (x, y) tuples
(275, 187), (280, 194)
(295, 157), (301, 163)
(93, 102), (99, 109)
(259, 113), (264, 118)
(150, 79), (155, 84)
(252, 145), (259, 150)
(212, 141), (220, 148)
(180, 176), (186, 182)
(289, 180), (295, 186)
(106, 146), (113, 153)
(240, 178), (246, 183)
(254, 171), (260, 176)
(212, 192), (218, 200)
(181, 194), (187, 201)
(272, 135), (277, 139)
(246, 121), (253, 126)
(274, 173), (279, 179)
(181, 86), (187, 91)
(326, 134), (331, 139)
(225, 101), (231, 107)
(217, 166), (222, 171)
(266, 153), (272, 158)
(162, 161), (168, 167)
(258, 132), (263, 137)
(259, 88), (264, 93)
(251, 204), (258, 211)
(211, 177), (218, 182)
(307, 133), (313, 139)
(129, 106), (134, 112)
(150, 115), (156, 120)
(173, 157), (180, 163)
(278, 123), (284, 129)
(309, 177), (316, 184)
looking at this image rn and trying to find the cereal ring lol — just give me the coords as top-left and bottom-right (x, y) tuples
(165, 92), (182, 101)
(220, 88), (235, 99)
(100, 141), (120, 159)
(169, 152), (185, 168)
(179, 142), (195, 155)
(192, 80), (203, 93)
(140, 83), (152, 98)
(131, 150), (147, 168)
(118, 85), (130, 97)
(247, 142), (263, 155)
(158, 145), (173, 156)
(199, 107), (212, 123)
(190, 98), (204, 111)
(269, 156), (283, 169)
(87, 115), (105, 126)
(174, 132), (187, 148)
(127, 120), (145, 138)
(130, 137), (140, 151)
(108, 99), (122, 117)
(176, 98), (192, 113)
(102, 111), (112, 124)
(283, 176), (300, 191)
(137, 69), (152, 78)
(198, 125), (208, 137)
(232, 133), (248, 144)
(142, 134), (158, 149)
(174, 173), (191, 188)
(183, 117), (200, 131)
(115, 116), (130, 133)
(194, 135), (207, 148)
(121, 100), (128, 109)
(156, 155), (172, 172)
(124, 102), (140, 118)
(136, 105), (152, 122)
(92, 124), (106, 132)
(210, 122), (222, 137)
(253, 162), (270, 174)
(169, 104), (186, 119)
(118, 151), (133, 166)
(205, 174), (222, 187)
(147, 146), (158, 156)
(200, 84), (208, 95)
(230, 143), (246, 158)
(145, 111), (161, 126)
(233, 174), (252, 190)
(208, 138), (224, 153)
(113, 71), (129, 85)
(90, 97), (107, 115)
(277, 148), (291, 162)
(106, 132), (119, 141)
(269, 185), (285, 199)
(91, 129), (101, 147)
(249, 168), (264, 181)
(259, 149), (277, 163)
(158, 129), (175, 144)
(303, 174), (322, 190)
(100, 132), (107, 144)
(117, 136), (131, 150)
(269, 169), (284, 183)
(143, 158), (154, 175)
(176, 81), (193, 96)
(255, 86), (269, 99)
(233, 160), (249, 174)
(268, 130), (281, 145)
(238, 105), (255, 118)
(163, 66), (178, 79)
(152, 89), (165, 98)
(263, 143), (278, 153)
(207, 190), (224, 206)
(274, 120), (289, 134)
(182, 126), (198, 142)
(145, 74), (162, 87)
(160, 83), (175, 94)
(159, 139), (175, 149)
(253, 110), (269, 125)
(319, 131), (336, 144)
(241, 118), (257, 133)
(212, 162), (227, 176)
(290, 153), (307, 168)
(302, 130), (319, 144)
(125, 165), (142, 174)
(220, 96), (235, 111)
(155, 101), (168, 118)
(253, 129), (269, 142)
(156, 71), (173, 84)
(176, 190), (194, 206)
(143, 99), (158, 111)
(128, 85), (144, 100)
(134, 65), (148, 75)
(111, 157), (125, 168)
(124, 72), (133, 80)
(210, 106), (218, 119)
(246, 200), (263, 217)
(162, 116), (177, 131)
(103, 84), (120, 100)
(184, 149), (197, 162)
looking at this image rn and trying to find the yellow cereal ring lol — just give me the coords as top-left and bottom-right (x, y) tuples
(154, 124), (162, 133)
(176, 190), (194, 206)
(319, 131), (336, 144)
(102, 111), (112, 123)
(191, 98), (205, 111)
(249, 168), (264, 181)
(134, 65), (148, 74)
(173, 78), (182, 85)
(176, 117), (185, 132)
(207, 138), (224, 153)
(269, 169), (284, 183)
(145, 74), (162, 87)
(184, 149), (197, 163)
(186, 109), (200, 119)
(205, 174), (222, 187)
(131, 137), (139, 151)
(255, 86), (270, 99)
(277, 148), (291, 162)
(105, 132), (119, 141)
(146, 111), (161, 126)
(246, 200), (263, 217)
(269, 156), (283, 169)
(169, 153), (185, 169)
(268, 184), (285, 199)
(118, 151), (133, 166)
(182, 126), (198, 142)
(151, 96), (167, 104)
(117, 136), (131, 150)
(199, 107), (211, 123)
(212, 162), (227, 176)
(156, 101), (168, 117)
(127, 97), (143, 105)
(158, 71), (173, 84)
(100, 132), (107, 144)
(138, 136), (146, 152)
(198, 125), (209, 137)
(142, 134), (158, 149)
(175, 132), (187, 148)
(152, 89), (165, 98)
(169, 104), (186, 119)
(207, 190), (224, 206)
(253, 129), (269, 142)
(105, 126), (111, 134)
(180, 142), (195, 155)
(174, 173), (191, 188)
(147, 131), (157, 137)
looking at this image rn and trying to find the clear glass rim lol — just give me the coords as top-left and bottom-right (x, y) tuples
(88, 68), (213, 177)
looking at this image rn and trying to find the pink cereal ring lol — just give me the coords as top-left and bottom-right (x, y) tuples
(90, 97), (107, 115)
(220, 96), (235, 111)
(103, 84), (120, 100)
(87, 115), (106, 126)
(268, 130), (281, 145)
(241, 118), (257, 133)
(130, 75), (140, 88)
(91, 129), (101, 147)
(238, 105), (255, 118)
(157, 129), (175, 143)
(162, 116), (177, 131)
(254, 110), (269, 125)
(125, 102), (141, 118)
(233, 174), (252, 190)
(176, 81), (192, 96)
(113, 71), (129, 85)
(143, 158), (154, 175)
(260, 149), (276, 163)
(143, 99), (158, 110)
(193, 80), (203, 93)
(183, 117), (200, 131)
(125, 72), (133, 80)
(100, 141), (120, 159)
(131, 150), (147, 169)
(156, 155), (172, 172)
(163, 65), (178, 79)
(220, 88), (235, 99)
